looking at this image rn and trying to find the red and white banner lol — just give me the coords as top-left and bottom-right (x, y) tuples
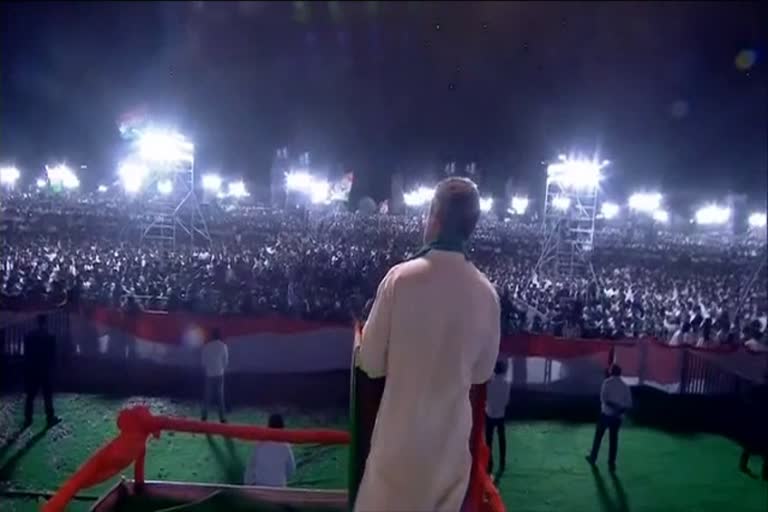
(4, 306), (765, 394)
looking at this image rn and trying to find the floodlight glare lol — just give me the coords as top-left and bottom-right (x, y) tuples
(694, 204), (731, 225)
(157, 179), (173, 195)
(628, 192), (662, 213)
(118, 162), (149, 193)
(403, 186), (435, 207)
(46, 164), (80, 189)
(0, 166), (20, 188)
(285, 170), (314, 192)
(228, 180), (249, 198)
(552, 196), (571, 211)
(202, 174), (223, 192)
(601, 202), (620, 220)
(309, 180), (331, 204)
(479, 197), (494, 213)
(546, 158), (606, 191)
(36, 178), (47, 189)
(137, 130), (194, 164)
(748, 212), (767, 228)
(97, 185), (108, 193)
(510, 196), (529, 215)
(652, 209), (669, 223)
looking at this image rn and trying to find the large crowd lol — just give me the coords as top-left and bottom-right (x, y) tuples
(1, 193), (766, 349)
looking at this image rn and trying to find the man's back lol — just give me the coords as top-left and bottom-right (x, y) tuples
(24, 328), (55, 371)
(201, 339), (228, 377)
(357, 249), (500, 510)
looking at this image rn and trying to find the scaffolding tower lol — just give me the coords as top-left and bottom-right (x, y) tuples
(136, 133), (211, 247)
(534, 157), (605, 280)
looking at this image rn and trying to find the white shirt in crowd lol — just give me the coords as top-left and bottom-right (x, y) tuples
(201, 339), (229, 377)
(600, 375), (633, 417)
(486, 367), (512, 420)
(243, 441), (295, 487)
(355, 250), (500, 512)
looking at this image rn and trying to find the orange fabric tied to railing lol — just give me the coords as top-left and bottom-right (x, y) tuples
(43, 406), (350, 512)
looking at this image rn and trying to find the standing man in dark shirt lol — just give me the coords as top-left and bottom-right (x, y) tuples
(23, 314), (60, 428)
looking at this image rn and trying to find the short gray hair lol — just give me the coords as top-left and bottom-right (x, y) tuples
(429, 177), (481, 241)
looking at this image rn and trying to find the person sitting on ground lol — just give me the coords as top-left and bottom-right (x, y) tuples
(244, 413), (296, 487)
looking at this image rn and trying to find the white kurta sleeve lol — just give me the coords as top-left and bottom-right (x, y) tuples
(358, 269), (396, 378)
(472, 290), (501, 384)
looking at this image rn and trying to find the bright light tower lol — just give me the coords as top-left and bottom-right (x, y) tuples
(748, 212), (767, 228)
(227, 180), (250, 198)
(98, 185), (108, 193)
(510, 196), (529, 215)
(652, 209), (669, 223)
(36, 178), (47, 189)
(46, 164), (79, 189)
(157, 179), (173, 195)
(127, 127), (210, 246)
(118, 162), (149, 194)
(628, 192), (662, 214)
(694, 204), (731, 225)
(403, 186), (435, 207)
(202, 174), (222, 192)
(479, 197), (494, 213)
(0, 166), (20, 189)
(601, 202), (620, 219)
(537, 155), (607, 279)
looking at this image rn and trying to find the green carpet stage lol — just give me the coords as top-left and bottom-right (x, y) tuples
(1, 393), (765, 512)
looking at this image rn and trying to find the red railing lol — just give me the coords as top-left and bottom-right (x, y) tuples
(43, 406), (351, 512)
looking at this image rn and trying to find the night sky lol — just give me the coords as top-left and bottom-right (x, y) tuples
(1, 2), (766, 203)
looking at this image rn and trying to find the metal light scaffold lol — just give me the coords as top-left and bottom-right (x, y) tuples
(534, 155), (608, 280)
(121, 130), (211, 247)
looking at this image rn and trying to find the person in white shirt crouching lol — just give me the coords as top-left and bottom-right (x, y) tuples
(586, 364), (633, 472)
(486, 359), (511, 475)
(244, 414), (296, 487)
(201, 328), (229, 423)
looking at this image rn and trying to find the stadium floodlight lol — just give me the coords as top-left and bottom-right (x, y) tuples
(546, 158), (606, 191)
(228, 180), (249, 198)
(601, 202), (620, 220)
(97, 185), (108, 193)
(118, 161), (149, 193)
(694, 204), (731, 225)
(628, 192), (662, 214)
(36, 178), (47, 189)
(202, 174), (222, 192)
(285, 170), (314, 192)
(309, 179), (331, 204)
(510, 196), (529, 215)
(157, 179), (173, 196)
(748, 212), (766, 228)
(552, 196), (571, 211)
(479, 197), (494, 213)
(46, 164), (80, 189)
(652, 209), (669, 223)
(0, 166), (20, 188)
(403, 186), (435, 207)
(137, 129), (194, 164)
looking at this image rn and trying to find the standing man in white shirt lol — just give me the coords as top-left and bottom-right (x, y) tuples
(244, 414), (296, 487)
(586, 364), (633, 472)
(354, 177), (501, 512)
(201, 328), (228, 423)
(486, 359), (512, 475)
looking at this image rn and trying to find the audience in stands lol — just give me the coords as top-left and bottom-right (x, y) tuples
(1, 193), (766, 348)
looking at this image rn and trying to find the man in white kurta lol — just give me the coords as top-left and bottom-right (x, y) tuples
(355, 177), (501, 512)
